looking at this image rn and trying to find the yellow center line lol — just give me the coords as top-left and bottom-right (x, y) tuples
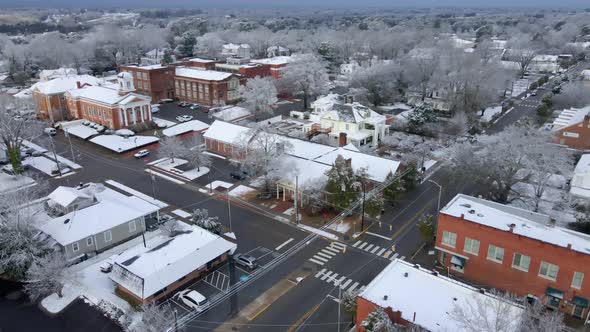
(390, 198), (435, 241)
(287, 302), (321, 332)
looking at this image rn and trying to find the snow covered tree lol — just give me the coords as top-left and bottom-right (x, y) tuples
(310, 133), (331, 145)
(362, 307), (396, 332)
(157, 136), (187, 163)
(417, 214), (435, 246)
(383, 172), (403, 206)
(406, 105), (437, 134)
(24, 252), (68, 301)
(190, 208), (222, 235)
(186, 136), (211, 172)
(238, 77), (278, 120)
(127, 303), (177, 332)
(519, 300), (566, 332)
(280, 54), (329, 110)
(355, 168), (384, 218)
(159, 220), (182, 238)
(324, 155), (358, 211)
(341, 289), (359, 325)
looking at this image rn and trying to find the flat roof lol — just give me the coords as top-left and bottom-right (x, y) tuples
(175, 67), (233, 81)
(360, 259), (523, 332)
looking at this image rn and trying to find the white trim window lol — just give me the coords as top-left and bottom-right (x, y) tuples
(441, 231), (457, 248)
(463, 237), (480, 256)
(86, 237), (93, 246)
(512, 253), (531, 272)
(104, 230), (113, 243)
(539, 261), (559, 281)
(572, 271), (584, 290)
(487, 245), (504, 263)
(129, 220), (137, 233)
(72, 242), (79, 252)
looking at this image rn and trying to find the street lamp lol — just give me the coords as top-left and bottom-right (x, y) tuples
(428, 179), (442, 240)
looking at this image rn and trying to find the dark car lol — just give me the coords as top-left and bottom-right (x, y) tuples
(230, 170), (248, 180)
(257, 192), (272, 200)
(234, 254), (258, 270)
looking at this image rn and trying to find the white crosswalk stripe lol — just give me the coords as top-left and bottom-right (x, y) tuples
(309, 258), (325, 265)
(353, 240), (362, 247)
(313, 255), (328, 262)
(400, 256), (406, 261)
(365, 244), (374, 251)
(317, 252), (333, 259)
(376, 248), (387, 256)
(323, 247), (339, 255)
(320, 271), (333, 281)
(353, 241), (401, 260)
(314, 269), (364, 292)
(341, 279), (352, 289)
(308, 243), (345, 267)
(331, 242), (347, 251)
(391, 253), (400, 260)
(358, 242), (368, 249)
(370, 246), (380, 254)
(315, 268), (327, 278)
(348, 281), (359, 292)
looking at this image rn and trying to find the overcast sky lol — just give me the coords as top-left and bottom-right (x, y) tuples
(1, 0), (588, 8)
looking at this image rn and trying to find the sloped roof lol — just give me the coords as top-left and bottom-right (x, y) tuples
(47, 186), (93, 208)
(33, 75), (102, 95)
(551, 106), (590, 131)
(68, 86), (150, 106)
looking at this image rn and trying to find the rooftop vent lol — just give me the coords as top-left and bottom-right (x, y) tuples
(63, 218), (70, 224)
(468, 209), (476, 214)
(383, 295), (388, 300)
(453, 297), (458, 301)
(477, 213), (484, 217)
(431, 270), (439, 276)
(413, 264), (421, 269)
(479, 288), (486, 294)
(404, 272), (409, 277)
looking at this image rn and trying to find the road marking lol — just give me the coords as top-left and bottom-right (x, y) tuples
(334, 276), (346, 286)
(324, 246), (340, 254)
(358, 242), (368, 249)
(316, 252), (333, 260)
(328, 273), (339, 281)
(321, 248), (337, 256)
(400, 256), (406, 260)
(353, 240), (362, 247)
(331, 242), (347, 250)
(365, 231), (391, 241)
(348, 282), (359, 292)
(341, 279), (352, 289)
(370, 246), (380, 254)
(365, 244), (374, 251)
(145, 169), (186, 185)
(390, 198), (435, 240)
(320, 271), (333, 281)
(275, 238), (294, 251)
(383, 251), (392, 258)
(376, 248), (387, 256)
(287, 302), (321, 332)
(315, 268), (326, 278)
(392, 253), (399, 260)
(309, 258), (325, 266)
(312, 255), (328, 262)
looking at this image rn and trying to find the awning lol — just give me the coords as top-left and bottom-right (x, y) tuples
(573, 296), (589, 308)
(451, 255), (466, 267)
(545, 287), (564, 300)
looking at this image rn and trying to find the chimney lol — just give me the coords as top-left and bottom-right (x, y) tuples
(460, 213), (465, 219)
(76, 81), (81, 89)
(508, 223), (516, 232)
(567, 243), (572, 250)
(413, 312), (416, 322)
(339, 132), (347, 147)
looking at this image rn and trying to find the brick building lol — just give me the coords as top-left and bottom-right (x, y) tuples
(65, 73), (152, 130)
(435, 194), (590, 322)
(32, 75), (105, 122)
(174, 67), (241, 107)
(187, 58), (220, 70)
(356, 259), (523, 332)
(550, 106), (590, 150)
(119, 64), (175, 102)
(214, 57), (271, 79)
(251, 56), (291, 79)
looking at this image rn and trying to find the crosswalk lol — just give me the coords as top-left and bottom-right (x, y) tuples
(352, 240), (405, 261)
(308, 242), (347, 266)
(314, 268), (365, 293)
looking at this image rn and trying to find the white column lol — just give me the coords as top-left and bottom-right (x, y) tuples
(123, 108), (129, 126)
(132, 108), (137, 125)
(139, 106), (144, 122)
(146, 105), (152, 121)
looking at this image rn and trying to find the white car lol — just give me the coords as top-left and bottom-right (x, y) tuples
(176, 115), (193, 122)
(175, 290), (209, 312)
(151, 107), (160, 114)
(134, 149), (150, 158)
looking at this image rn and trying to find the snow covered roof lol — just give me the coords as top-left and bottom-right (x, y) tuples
(39, 68), (77, 81)
(90, 135), (159, 153)
(222, 43), (251, 50)
(571, 154), (590, 199)
(175, 67), (233, 81)
(211, 106), (252, 122)
(551, 106), (590, 131)
(203, 120), (252, 144)
(279, 155), (331, 188)
(32, 75), (102, 95)
(67, 86), (150, 106)
(251, 56), (292, 66)
(313, 147), (400, 183)
(189, 57), (217, 63)
(162, 120), (209, 137)
(41, 185), (160, 246)
(533, 54), (559, 63)
(312, 95), (385, 125)
(123, 64), (165, 70)
(47, 186), (93, 208)
(359, 259), (523, 332)
(442, 194), (590, 255)
(110, 224), (236, 299)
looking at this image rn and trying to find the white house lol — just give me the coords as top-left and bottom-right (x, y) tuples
(141, 48), (170, 65)
(39, 68), (77, 81)
(307, 94), (389, 147)
(267, 45), (290, 57)
(221, 43), (251, 58)
(571, 154), (590, 200)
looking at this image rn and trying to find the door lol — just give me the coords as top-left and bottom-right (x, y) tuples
(574, 305), (585, 319)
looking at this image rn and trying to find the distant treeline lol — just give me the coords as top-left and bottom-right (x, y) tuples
(0, 22), (86, 35)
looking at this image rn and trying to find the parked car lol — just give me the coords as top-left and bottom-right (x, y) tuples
(201, 108), (210, 113)
(176, 115), (193, 122)
(531, 91), (537, 96)
(134, 149), (150, 159)
(257, 192), (273, 200)
(82, 121), (90, 126)
(151, 107), (160, 114)
(230, 170), (248, 180)
(190, 104), (200, 110)
(44, 128), (57, 136)
(175, 290), (210, 312)
(234, 254), (258, 270)
(99, 259), (113, 273)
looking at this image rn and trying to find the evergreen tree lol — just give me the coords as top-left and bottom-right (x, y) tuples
(325, 155), (358, 211)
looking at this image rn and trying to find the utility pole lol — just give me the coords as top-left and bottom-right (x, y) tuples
(337, 279), (342, 332)
(428, 179), (443, 242)
(360, 180), (366, 232)
(173, 309), (178, 332)
(227, 189), (232, 232)
(64, 128), (76, 163)
(47, 133), (62, 177)
(294, 175), (299, 224)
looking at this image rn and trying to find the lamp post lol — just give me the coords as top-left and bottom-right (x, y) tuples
(359, 180), (366, 232)
(428, 179), (442, 240)
(328, 275), (343, 332)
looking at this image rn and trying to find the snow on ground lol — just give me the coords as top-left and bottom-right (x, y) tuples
(172, 209), (191, 218)
(105, 180), (168, 208)
(22, 156), (71, 176)
(90, 135), (159, 153)
(0, 172), (36, 194)
(64, 125), (99, 140)
(479, 106), (502, 123)
(54, 154), (83, 170)
(154, 158), (210, 180)
(203, 151), (226, 160)
(423, 159), (437, 172)
(379, 103), (412, 112)
(298, 224), (339, 240)
(115, 129), (134, 137)
(207, 180), (233, 190)
(327, 221), (351, 234)
(152, 117), (176, 128)
(229, 185), (255, 198)
(41, 284), (80, 314)
(162, 120), (209, 137)
(22, 140), (48, 154)
(249, 176), (265, 188)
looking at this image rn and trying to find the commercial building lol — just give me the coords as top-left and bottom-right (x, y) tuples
(119, 64), (176, 102)
(550, 106), (590, 150)
(174, 67), (241, 107)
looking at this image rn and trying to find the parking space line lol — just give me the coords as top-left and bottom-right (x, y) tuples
(275, 238), (294, 251)
(244, 246), (262, 255)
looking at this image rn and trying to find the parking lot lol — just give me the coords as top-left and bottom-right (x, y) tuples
(152, 102), (214, 125)
(164, 246), (280, 314)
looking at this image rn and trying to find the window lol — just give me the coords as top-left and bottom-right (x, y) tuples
(72, 242), (79, 252)
(142, 72), (148, 80)
(86, 237), (93, 246)
(346, 124), (350, 130)
(572, 272), (584, 289)
(441, 231), (457, 248)
(539, 261), (559, 280)
(512, 253), (531, 272)
(129, 220), (137, 233)
(487, 245), (504, 263)
(104, 230), (112, 243)
(463, 237), (480, 255)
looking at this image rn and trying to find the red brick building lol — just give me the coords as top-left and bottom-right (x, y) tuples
(119, 64), (176, 102)
(251, 56), (291, 79)
(65, 73), (152, 130)
(174, 67), (241, 107)
(550, 106), (590, 150)
(214, 57), (271, 79)
(435, 194), (590, 322)
(187, 58), (220, 70)
(355, 259), (523, 331)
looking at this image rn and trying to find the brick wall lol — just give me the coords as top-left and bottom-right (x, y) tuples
(356, 297), (406, 332)
(553, 118), (590, 150)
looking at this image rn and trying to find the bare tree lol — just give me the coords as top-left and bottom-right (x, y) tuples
(238, 77), (278, 120)
(24, 252), (68, 301)
(157, 136), (187, 163)
(190, 208), (222, 235)
(310, 133), (331, 145)
(127, 303), (177, 332)
(159, 219), (182, 237)
(186, 136), (211, 172)
(519, 300), (566, 332)
(553, 81), (590, 109)
(280, 54), (329, 110)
